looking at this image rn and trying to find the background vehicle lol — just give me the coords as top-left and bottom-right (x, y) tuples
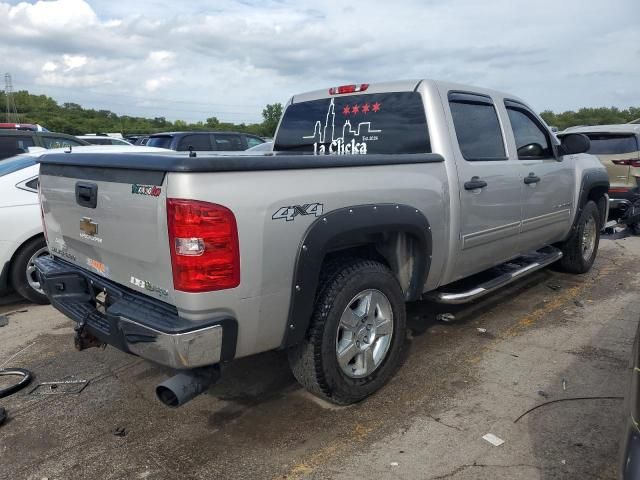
(0, 145), (169, 304)
(145, 131), (265, 151)
(246, 140), (273, 152)
(561, 125), (640, 232)
(78, 135), (133, 146)
(35, 79), (606, 407)
(0, 123), (48, 132)
(621, 321), (640, 479)
(0, 130), (89, 160)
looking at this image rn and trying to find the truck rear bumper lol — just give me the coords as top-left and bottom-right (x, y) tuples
(34, 255), (237, 369)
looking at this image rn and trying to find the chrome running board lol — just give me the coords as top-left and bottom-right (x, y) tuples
(427, 246), (563, 304)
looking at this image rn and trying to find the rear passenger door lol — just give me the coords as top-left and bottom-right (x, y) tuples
(504, 100), (573, 251)
(447, 92), (523, 279)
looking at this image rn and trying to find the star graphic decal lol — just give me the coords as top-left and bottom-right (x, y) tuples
(362, 103), (370, 114)
(351, 104), (360, 114)
(342, 105), (350, 116)
(372, 102), (381, 113)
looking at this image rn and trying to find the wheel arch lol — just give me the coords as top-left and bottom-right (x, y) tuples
(281, 204), (432, 348)
(568, 169), (609, 236)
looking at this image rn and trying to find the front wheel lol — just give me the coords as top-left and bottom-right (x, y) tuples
(557, 200), (601, 274)
(288, 259), (406, 405)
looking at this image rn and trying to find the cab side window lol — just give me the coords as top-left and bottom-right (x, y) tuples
(505, 104), (553, 159)
(448, 92), (506, 161)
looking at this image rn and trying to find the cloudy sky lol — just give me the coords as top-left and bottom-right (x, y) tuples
(0, 0), (638, 123)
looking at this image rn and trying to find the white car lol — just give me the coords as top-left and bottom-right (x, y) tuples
(0, 145), (168, 303)
(78, 135), (132, 146)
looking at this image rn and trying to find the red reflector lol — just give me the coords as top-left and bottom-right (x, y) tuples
(612, 159), (640, 167)
(167, 199), (240, 292)
(328, 83), (369, 95)
(609, 187), (631, 193)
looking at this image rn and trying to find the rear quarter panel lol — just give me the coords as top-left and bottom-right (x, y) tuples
(168, 163), (448, 358)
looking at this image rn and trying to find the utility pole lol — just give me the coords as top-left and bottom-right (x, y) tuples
(4, 73), (18, 123)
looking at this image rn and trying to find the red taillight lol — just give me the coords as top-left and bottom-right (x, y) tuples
(167, 199), (240, 292)
(612, 159), (640, 167)
(328, 83), (369, 95)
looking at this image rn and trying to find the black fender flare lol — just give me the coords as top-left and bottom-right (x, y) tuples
(281, 203), (432, 348)
(571, 169), (609, 233)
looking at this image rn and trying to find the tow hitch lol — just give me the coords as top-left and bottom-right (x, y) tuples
(73, 313), (106, 351)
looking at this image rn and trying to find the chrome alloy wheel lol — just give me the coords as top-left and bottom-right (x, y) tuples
(335, 289), (394, 379)
(582, 216), (597, 262)
(26, 247), (49, 294)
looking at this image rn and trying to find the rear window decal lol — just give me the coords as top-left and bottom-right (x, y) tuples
(303, 98), (381, 155)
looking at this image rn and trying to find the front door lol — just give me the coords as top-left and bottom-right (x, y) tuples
(446, 92), (524, 280)
(504, 101), (573, 251)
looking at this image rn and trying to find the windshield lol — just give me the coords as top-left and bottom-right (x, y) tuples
(274, 91), (430, 154)
(0, 155), (37, 177)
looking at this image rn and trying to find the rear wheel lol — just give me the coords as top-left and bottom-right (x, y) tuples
(288, 259), (406, 405)
(10, 236), (50, 304)
(557, 200), (600, 274)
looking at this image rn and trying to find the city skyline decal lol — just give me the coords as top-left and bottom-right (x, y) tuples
(304, 98), (382, 155)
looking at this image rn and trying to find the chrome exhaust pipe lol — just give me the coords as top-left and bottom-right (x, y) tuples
(155, 365), (221, 408)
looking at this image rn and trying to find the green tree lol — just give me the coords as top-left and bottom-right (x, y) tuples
(261, 103), (283, 137)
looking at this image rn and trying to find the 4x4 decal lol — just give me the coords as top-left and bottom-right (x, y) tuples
(272, 203), (324, 222)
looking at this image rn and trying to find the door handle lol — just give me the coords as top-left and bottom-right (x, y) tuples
(524, 173), (541, 185)
(464, 176), (488, 190)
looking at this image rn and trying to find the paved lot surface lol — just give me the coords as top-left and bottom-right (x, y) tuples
(0, 236), (638, 480)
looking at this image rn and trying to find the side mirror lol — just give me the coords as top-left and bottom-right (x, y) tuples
(517, 143), (545, 158)
(558, 133), (590, 156)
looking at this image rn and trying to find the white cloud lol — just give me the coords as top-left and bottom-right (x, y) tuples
(0, 0), (637, 124)
(63, 54), (88, 71)
(148, 50), (175, 64)
(41, 61), (57, 72)
(145, 76), (172, 92)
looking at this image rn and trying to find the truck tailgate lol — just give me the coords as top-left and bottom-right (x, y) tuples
(39, 164), (174, 303)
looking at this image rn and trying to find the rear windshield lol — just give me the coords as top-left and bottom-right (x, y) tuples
(586, 134), (638, 155)
(274, 92), (430, 154)
(146, 135), (174, 149)
(0, 155), (37, 177)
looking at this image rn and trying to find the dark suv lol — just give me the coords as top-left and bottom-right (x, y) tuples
(0, 130), (89, 160)
(145, 131), (265, 152)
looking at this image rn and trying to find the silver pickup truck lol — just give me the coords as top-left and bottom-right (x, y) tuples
(35, 79), (608, 407)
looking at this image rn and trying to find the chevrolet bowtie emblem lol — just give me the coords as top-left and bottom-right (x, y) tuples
(80, 217), (98, 236)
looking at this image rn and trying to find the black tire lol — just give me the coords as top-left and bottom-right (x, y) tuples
(557, 200), (600, 274)
(288, 259), (406, 405)
(629, 223), (640, 236)
(10, 236), (50, 304)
